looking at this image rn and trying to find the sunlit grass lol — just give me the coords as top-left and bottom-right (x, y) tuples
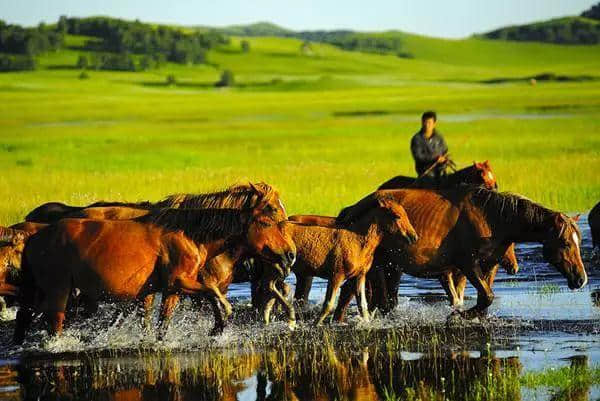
(0, 34), (598, 224)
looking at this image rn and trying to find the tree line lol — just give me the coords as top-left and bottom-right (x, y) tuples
(0, 20), (63, 71)
(482, 17), (600, 44)
(290, 31), (408, 56)
(482, 3), (600, 45)
(1, 16), (230, 71)
(59, 16), (228, 65)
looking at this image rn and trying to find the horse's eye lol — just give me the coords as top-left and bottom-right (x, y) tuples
(259, 220), (272, 228)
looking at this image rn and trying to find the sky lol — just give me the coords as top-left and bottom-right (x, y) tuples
(1, 0), (596, 38)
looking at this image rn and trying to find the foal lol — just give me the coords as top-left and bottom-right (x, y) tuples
(261, 194), (418, 325)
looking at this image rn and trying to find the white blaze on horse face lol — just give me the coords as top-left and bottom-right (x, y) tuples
(572, 232), (580, 252)
(487, 171), (494, 181)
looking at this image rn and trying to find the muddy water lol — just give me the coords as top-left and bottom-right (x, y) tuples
(0, 216), (598, 400)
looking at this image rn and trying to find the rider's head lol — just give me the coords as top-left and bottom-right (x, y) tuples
(421, 111), (437, 136)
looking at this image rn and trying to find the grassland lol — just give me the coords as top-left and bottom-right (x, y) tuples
(0, 33), (599, 224)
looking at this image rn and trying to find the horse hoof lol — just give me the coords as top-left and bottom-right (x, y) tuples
(209, 326), (224, 336)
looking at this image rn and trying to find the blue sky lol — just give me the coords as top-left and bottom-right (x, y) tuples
(1, 0), (596, 38)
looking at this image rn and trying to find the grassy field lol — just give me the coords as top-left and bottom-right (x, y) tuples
(0, 33), (599, 224)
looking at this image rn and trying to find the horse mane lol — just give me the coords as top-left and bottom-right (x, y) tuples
(139, 182), (279, 242)
(88, 200), (155, 209)
(336, 191), (393, 225)
(157, 182), (277, 210)
(469, 187), (560, 228)
(140, 208), (247, 242)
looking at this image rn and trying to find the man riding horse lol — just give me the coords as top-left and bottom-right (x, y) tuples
(410, 111), (452, 182)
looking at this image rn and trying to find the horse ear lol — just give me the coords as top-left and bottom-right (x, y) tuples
(376, 194), (404, 218)
(573, 214), (580, 222)
(484, 160), (490, 166)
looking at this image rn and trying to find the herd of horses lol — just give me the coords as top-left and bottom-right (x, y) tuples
(0, 161), (594, 345)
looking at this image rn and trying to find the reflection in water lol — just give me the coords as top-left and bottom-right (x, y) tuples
(5, 343), (595, 401)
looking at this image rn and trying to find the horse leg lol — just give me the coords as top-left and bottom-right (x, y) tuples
(42, 289), (70, 337)
(294, 275), (313, 306)
(355, 274), (370, 322)
(137, 293), (155, 333)
(439, 271), (460, 307)
(250, 278), (261, 310)
(269, 279), (296, 329)
(382, 268), (402, 314)
(484, 264), (499, 290)
(333, 279), (354, 322)
(208, 296), (226, 336)
(369, 267), (388, 314)
(176, 276), (233, 318)
(157, 294), (180, 340)
(263, 295), (277, 325)
(14, 307), (34, 344)
(461, 264), (494, 319)
(316, 275), (343, 325)
(46, 311), (66, 336)
(454, 273), (468, 305)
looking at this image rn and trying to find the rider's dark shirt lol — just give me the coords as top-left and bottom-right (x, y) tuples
(410, 129), (448, 177)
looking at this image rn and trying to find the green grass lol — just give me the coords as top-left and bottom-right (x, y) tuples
(0, 33), (599, 224)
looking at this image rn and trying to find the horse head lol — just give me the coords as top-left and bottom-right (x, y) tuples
(542, 213), (587, 289)
(250, 182), (288, 223)
(243, 207), (296, 279)
(374, 194), (419, 245)
(473, 160), (497, 190)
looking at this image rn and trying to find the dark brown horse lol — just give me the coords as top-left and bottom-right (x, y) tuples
(335, 187), (587, 319)
(15, 204), (296, 343)
(590, 201), (600, 249)
(24, 182), (288, 224)
(378, 161), (498, 190)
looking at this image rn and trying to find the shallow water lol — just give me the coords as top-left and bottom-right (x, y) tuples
(0, 215), (598, 400)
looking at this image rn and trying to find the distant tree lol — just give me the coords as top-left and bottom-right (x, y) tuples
(581, 2), (600, 19)
(215, 69), (234, 87)
(57, 15), (68, 33)
(76, 55), (88, 69)
(241, 40), (250, 52)
(166, 74), (176, 86)
(0, 54), (36, 71)
(139, 55), (152, 70)
(79, 70), (90, 79)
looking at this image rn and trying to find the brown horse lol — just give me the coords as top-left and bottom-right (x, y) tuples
(15, 205), (296, 343)
(335, 187), (587, 319)
(24, 182), (288, 224)
(260, 194), (418, 325)
(590, 201), (600, 249)
(287, 214), (518, 313)
(378, 161), (498, 190)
